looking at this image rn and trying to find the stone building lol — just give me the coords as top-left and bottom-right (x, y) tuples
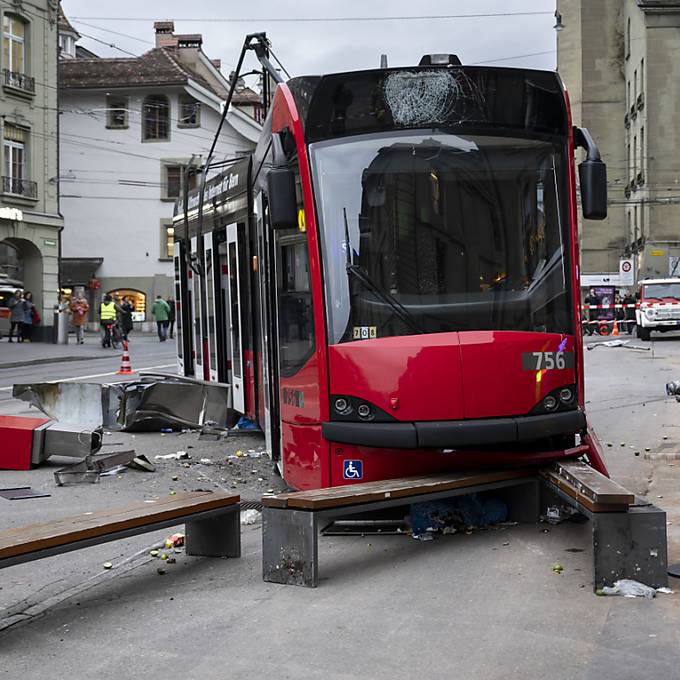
(0, 0), (63, 340)
(58, 20), (261, 329)
(557, 0), (680, 283)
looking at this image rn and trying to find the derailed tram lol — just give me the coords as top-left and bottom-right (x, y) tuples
(173, 51), (609, 490)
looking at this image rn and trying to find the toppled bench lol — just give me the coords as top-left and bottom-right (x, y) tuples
(262, 469), (540, 587)
(0, 491), (241, 570)
(541, 461), (668, 589)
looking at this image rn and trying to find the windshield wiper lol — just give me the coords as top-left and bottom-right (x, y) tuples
(343, 208), (425, 335)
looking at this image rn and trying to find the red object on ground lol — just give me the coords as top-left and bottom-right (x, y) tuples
(0, 415), (50, 470)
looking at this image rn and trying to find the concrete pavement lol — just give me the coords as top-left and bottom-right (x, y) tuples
(1, 334), (680, 678)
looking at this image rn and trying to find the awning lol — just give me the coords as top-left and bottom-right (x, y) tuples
(60, 257), (103, 285)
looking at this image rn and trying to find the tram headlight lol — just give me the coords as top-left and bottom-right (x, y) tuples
(357, 403), (372, 420)
(543, 395), (558, 411)
(558, 387), (574, 404)
(334, 398), (351, 415)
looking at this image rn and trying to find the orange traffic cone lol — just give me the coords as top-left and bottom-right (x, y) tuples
(612, 319), (620, 336)
(116, 341), (135, 375)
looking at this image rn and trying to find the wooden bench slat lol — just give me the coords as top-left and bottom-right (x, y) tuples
(540, 470), (629, 512)
(553, 461), (635, 505)
(263, 469), (534, 510)
(0, 491), (239, 561)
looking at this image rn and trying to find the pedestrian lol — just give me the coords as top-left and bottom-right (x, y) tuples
(99, 293), (117, 348)
(166, 297), (176, 339)
(118, 296), (134, 341)
(622, 289), (636, 334)
(584, 288), (600, 336)
(151, 294), (170, 341)
(69, 294), (90, 344)
(21, 291), (36, 343)
(7, 289), (23, 342)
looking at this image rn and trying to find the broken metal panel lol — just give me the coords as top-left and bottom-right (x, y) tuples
(13, 377), (230, 433)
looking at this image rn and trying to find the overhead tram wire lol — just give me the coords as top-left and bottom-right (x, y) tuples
(70, 11), (554, 23)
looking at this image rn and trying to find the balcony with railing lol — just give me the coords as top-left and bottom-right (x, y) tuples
(1, 176), (37, 199)
(2, 69), (35, 95)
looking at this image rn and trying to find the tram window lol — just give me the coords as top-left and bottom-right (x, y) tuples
(173, 256), (183, 359)
(206, 248), (217, 369)
(278, 236), (315, 376)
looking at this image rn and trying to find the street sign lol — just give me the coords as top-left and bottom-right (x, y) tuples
(619, 258), (634, 286)
(580, 273), (620, 287)
(343, 459), (363, 480)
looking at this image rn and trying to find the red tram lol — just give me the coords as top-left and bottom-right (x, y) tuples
(173, 52), (609, 490)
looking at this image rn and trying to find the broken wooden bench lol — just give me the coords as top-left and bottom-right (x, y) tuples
(0, 491), (241, 570)
(262, 463), (668, 589)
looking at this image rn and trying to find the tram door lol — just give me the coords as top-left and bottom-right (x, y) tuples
(172, 241), (191, 376)
(226, 223), (245, 413)
(203, 233), (218, 382)
(189, 236), (203, 378)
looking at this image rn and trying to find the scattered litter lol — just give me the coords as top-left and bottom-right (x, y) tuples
(235, 416), (258, 431)
(0, 487), (51, 500)
(409, 495), (508, 540)
(657, 587), (673, 594)
(171, 475), (179, 481)
(552, 564), (564, 574)
(127, 454), (156, 472)
(164, 533), (185, 548)
(240, 509), (262, 525)
(149, 549), (159, 557)
(155, 451), (190, 460)
(597, 579), (657, 599)
(199, 458), (213, 465)
(100, 465), (127, 477)
(103, 562), (113, 570)
(160, 553), (168, 561)
(542, 505), (578, 525)
(167, 557), (176, 564)
(157, 567), (166, 575)
(169, 490), (176, 495)
(586, 340), (650, 351)
(160, 428), (173, 433)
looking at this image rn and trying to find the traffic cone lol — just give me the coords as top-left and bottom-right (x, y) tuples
(612, 319), (620, 336)
(116, 341), (135, 375)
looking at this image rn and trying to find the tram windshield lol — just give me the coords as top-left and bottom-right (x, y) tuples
(311, 131), (572, 344)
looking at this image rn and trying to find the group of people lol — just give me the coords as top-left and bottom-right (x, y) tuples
(5, 290), (39, 342)
(583, 288), (636, 335)
(98, 293), (136, 347)
(151, 294), (176, 342)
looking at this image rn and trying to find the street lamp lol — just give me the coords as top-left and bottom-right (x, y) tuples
(554, 11), (565, 32)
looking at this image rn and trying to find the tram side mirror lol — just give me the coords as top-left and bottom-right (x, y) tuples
(267, 167), (298, 229)
(574, 126), (607, 220)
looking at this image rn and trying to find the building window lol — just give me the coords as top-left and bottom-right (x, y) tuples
(162, 163), (197, 200)
(633, 70), (637, 100)
(641, 58), (644, 94)
(2, 14), (26, 74)
(626, 18), (631, 59)
(143, 95), (169, 141)
(1, 124), (35, 197)
(59, 34), (75, 58)
(106, 95), (129, 129)
(178, 96), (200, 127)
(161, 222), (174, 260)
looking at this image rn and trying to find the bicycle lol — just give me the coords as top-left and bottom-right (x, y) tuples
(101, 320), (123, 349)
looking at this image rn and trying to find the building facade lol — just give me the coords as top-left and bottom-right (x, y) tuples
(0, 0), (63, 340)
(557, 0), (680, 284)
(58, 20), (261, 328)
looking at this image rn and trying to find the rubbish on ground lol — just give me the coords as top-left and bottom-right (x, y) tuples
(597, 579), (657, 599)
(165, 533), (185, 548)
(157, 567), (166, 575)
(54, 449), (147, 486)
(0, 487), (51, 500)
(240, 509), (262, 525)
(103, 562), (113, 570)
(171, 475), (179, 481)
(542, 505), (578, 525)
(127, 454), (156, 472)
(199, 458), (213, 465)
(149, 549), (159, 557)
(100, 465), (127, 477)
(198, 421), (228, 441)
(552, 564), (564, 574)
(154, 451), (189, 460)
(409, 495), (508, 539)
(657, 587), (673, 594)
(160, 428), (173, 433)
(160, 553), (168, 561)
(235, 416), (258, 431)
(167, 557), (176, 564)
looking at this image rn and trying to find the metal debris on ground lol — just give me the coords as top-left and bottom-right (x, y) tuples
(127, 454), (156, 472)
(155, 451), (190, 461)
(54, 449), (154, 486)
(0, 487), (51, 500)
(586, 339), (650, 351)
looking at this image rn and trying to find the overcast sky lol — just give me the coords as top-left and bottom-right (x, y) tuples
(60, 0), (557, 85)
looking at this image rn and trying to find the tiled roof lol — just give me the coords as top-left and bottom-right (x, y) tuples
(59, 48), (218, 95)
(58, 5), (80, 37)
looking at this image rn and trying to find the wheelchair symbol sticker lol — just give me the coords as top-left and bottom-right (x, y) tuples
(343, 459), (363, 480)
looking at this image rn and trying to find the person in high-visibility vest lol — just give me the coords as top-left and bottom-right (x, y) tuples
(100, 294), (117, 348)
